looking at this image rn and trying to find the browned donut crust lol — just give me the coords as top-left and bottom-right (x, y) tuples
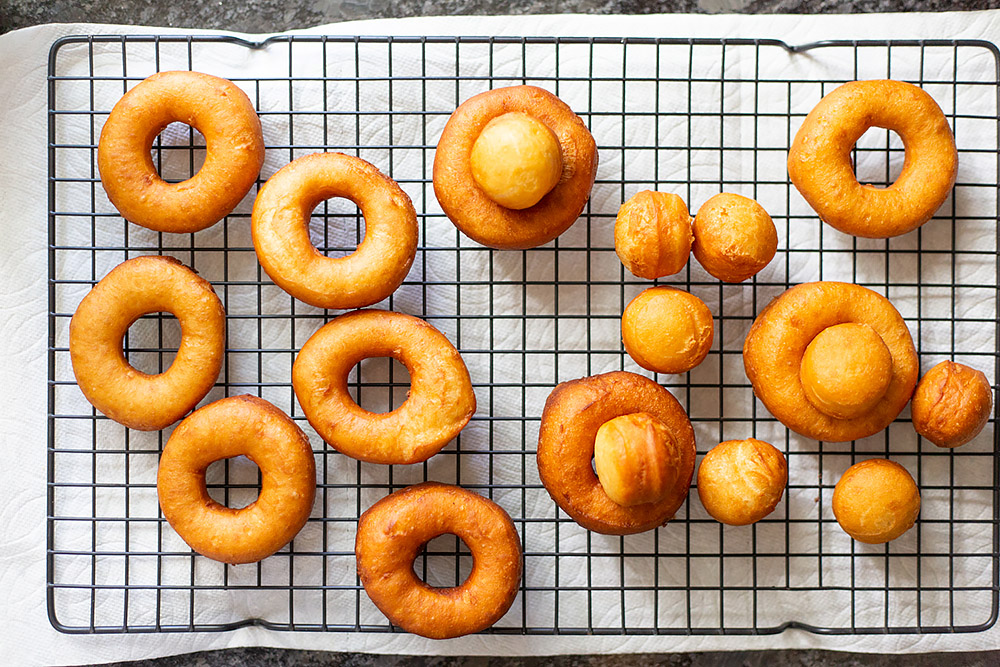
(743, 282), (918, 442)
(356, 482), (522, 639)
(433, 85), (599, 249)
(292, 309), (476, 464)
(697, 439), (787, 526)
(252, 152), (418, 310)
(911, 361), (993, 448)
(537, 371), (697, 534)
(158, 395), (316, 564)
(69, 255), (225, 431)
(832, 459), (920, 544)
(98, 71), (264, 233)
(788, 80), (957, 238)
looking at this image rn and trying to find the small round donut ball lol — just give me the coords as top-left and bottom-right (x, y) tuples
(469, 111), (563, 210)
(799, 323), (893, 420)
(833, 459), (920, 544)
(697, 439), (787, 526)
(692, 193), (778, 283)
(911, 361), (993, 448)
(615, 191), (693, 279)
(622, 286), (714, 374)
(593, 412), (682, 507)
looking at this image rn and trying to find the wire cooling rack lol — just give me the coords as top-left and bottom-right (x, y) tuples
(47, 34), (1000, 636)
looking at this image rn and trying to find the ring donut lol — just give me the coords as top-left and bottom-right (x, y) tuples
(157, 395), (316, 564)
(292, 309), (476, 464)
(537, 371), (697, 534)
(743, 282), (919, 442)
(69, 255), (225, 431)
(433, 85), (599, 249)
(356, 482), (521, 639)
(788, 79), (957, 238)
(98, 71), (264, 233)
(252, 152), (418, 310)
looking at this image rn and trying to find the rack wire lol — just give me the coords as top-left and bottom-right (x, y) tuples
(47, 34), (1000, 636)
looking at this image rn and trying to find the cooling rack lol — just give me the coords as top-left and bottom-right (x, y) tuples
(47, 34), (1000, 636)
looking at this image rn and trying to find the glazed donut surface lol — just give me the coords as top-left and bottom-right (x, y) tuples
(537, 371), (697, 534)
(356, 482), (522, 639)
(433, 85), (599, 249)
(252, 152), (418, 310)
(292, 309), (476, 464)
(157, 395), (316, 564)
(787, 79), (957, 238)
(743, 282), (918, 442)
(98, 70), (264, 233)
(69, 255), (225, 431)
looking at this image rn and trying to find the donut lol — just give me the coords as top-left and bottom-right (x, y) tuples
(252, 152), (418, 310)
(433, 85), (598, 249)
(69, 255), (225, 431)
(98, 71), (264, 233)
(692, 193), (778, 283)
(615, 191), (693, 279)
(158, 395), (316, 564)
(537, 371), (697, 534)
(621, 286), (714, 375)
(788, 79), (957, 238)
(593, 412), (683, 507)
(356, 482), (521, 638)
(832, 459), (920, 544)
(292, 309), (476, 464)
(743, 282), (918, 442)
(911, 361), (993, 448)
(697, 439), (787, 526)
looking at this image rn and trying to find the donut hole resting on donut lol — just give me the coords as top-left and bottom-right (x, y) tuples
(853, 127), (905, 187)
(307, 196), (367, 260)
(152, 122), (207, 184)
(204, 456), (261, 510)
(348, 356), (412, 415)
(123, 313), (181, 375)
(414, 533), (474, 588)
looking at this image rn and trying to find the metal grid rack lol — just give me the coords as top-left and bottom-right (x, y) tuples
(47, 34), (1000, 636)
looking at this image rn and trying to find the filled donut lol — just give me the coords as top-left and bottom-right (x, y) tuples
(98, 70), (264, 233)
(158, 395), (316, 564)
(537, 371), (696, 534)
(743, 282), (918, 442)
(788, 79), (957, 238)
(292, 309), (476, 464)
(356, 482), (521, 639)
(69, 255), (225, 431)
(252, 152), (418, 310)
(433, 85), (598, 249)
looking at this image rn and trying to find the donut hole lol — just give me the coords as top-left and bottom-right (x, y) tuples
(853, 127), (905, 188)
(308, 197), (367, 259)
(152, 122), (207, 184)
(123, 311), (181, 375)
(413, 533), (474, 589)
(348, 356), (411, 414)
(205, 455), (261, 510)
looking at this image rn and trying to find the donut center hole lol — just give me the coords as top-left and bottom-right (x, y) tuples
(854, 127), (904, 188)
(309, 197), (367, 259)
(413, 534), (474, 589)
(205, 456), (261, 510)
(152, 122), (207, 184)
(348, 357), (411, 414)
(123, 311), (181, 375)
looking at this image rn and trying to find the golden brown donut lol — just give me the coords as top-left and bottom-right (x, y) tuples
(621, 286), (714, 374)
(158, 395), (316, 564)
(69, 255), (225, 431)
(292, 309), (476, 464)
(593, 412), (681, 507)
(799, 323), (894, 420)
(356, 482), (521, 639)
(98, 71), (264, 233)
(537, 371), (696, 534)
(252, 152), (418, 310)
(615, 191), (693, 279)
(692, 193), (778, 283)
(788, 80), (957, 238)
(697, 439), (787, 526)
(433, 85), (598, 249)
(911, 361), (993, 448)
(743, 282), (918, 442)
(832, 459), (920, 544)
